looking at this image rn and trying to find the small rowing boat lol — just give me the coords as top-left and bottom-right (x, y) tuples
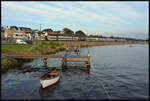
(40, 69), (60, 88)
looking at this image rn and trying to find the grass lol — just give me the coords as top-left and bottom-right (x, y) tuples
(1, 41), (66, 73)
(2, 44), (35, 54)
(1, 41), (64, 54)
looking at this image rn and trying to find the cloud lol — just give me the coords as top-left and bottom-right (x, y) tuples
(2, 1), (148, 39)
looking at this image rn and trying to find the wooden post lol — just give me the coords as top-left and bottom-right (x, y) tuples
(87, 51), (90, 68)
(42, 57), (47, 67)
(78, 44), (80, 55)
(61, 55), (67, 69)
(64, 54), (67, 68)
(62, 57), (64, 68)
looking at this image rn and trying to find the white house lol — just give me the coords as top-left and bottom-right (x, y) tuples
(4, 29), (26, 39)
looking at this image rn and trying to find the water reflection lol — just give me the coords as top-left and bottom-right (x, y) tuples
(61, 66), (90, 76)
(39, 82), (59, 100)
(21, 67), (58, 74)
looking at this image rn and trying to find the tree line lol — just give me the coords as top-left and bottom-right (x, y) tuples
(38, 27), (148, 41)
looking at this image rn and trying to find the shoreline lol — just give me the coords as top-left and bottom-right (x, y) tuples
(1, 41), (148, 73)
(60, 41), (148, 48)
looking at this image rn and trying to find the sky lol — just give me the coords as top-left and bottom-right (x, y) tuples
(2, 1), (149, 39)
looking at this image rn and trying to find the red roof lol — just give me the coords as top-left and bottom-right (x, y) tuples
(47, 32), (57, 35)
(5, 30), (25, 35)
(5, 30), (15, 35)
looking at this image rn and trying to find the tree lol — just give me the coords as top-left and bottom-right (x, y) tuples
(63, 28), (74, 36)
(38, 31), (42, 36)
(110, 35), (114, 39)
(75, 30), (86, 37)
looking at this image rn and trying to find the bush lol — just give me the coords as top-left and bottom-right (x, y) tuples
(1, 59), (25, 73)
(49, 41), (54, 45)
(51, 45), (56, 49)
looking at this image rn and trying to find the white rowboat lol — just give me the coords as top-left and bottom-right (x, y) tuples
(40, 70), (60, 88)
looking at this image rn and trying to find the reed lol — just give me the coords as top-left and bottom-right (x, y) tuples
(1, 59), (32, 73)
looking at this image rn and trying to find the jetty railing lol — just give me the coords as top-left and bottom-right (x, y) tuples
(7, 53), (91, 69)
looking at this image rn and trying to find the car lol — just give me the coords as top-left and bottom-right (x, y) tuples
(24, 40), (32, 44)
(16, 39), (27, 44)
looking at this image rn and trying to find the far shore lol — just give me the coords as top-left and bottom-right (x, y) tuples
(57, 41), (148, 48)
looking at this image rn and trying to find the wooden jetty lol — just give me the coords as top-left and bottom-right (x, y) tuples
(7, 52), (91, 69)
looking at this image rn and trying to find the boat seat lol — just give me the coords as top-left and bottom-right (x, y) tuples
(49, 72), (58, 76)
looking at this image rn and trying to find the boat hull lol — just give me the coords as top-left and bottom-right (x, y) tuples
(40, 75), (60, 88)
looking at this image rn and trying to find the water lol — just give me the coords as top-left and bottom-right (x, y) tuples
(1, 44), (149, 100)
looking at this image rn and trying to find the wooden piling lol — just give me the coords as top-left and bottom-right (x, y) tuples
(61, 55), (67, 69)
(87, 51), (90, 68)
(42, 57), (47, 67)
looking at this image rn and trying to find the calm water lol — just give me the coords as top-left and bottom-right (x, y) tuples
(1, 44), (149, 100)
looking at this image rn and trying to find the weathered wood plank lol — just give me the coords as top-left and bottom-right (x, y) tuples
(66, 60), (88, 62)
(64, 57), (88, 59)
(7, 55), (61, 59)
(66, 63), (89, 65)
(7, 55), (88, 59)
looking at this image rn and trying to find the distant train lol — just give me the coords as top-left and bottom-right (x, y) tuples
(44, 36), (126, 42)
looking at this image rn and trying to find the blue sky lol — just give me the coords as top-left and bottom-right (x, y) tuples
(2, 1), (149, 39)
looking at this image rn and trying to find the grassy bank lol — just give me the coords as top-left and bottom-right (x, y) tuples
(1, 41), (66, 73)
(1, 59), (32, 73)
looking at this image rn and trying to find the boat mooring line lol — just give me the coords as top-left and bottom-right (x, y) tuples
(90, 55), (112, 100)
(90, 69), (112, 100)
(99, 79), (112, 100)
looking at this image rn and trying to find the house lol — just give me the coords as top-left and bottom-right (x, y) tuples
(19, 27), (32, 33)
(33, 29), (39, 33)
(32, 29), (39, 38)
(42, 28), (53, 32)
(13, 30), (26, 39)
(1, 25), (9, 30)
(4, 29), (26, 39)
(26, 33), (32, 39)
(10, 26), (19, 31)
(3, 30), (15, 38)
(1, 26), (9, 37)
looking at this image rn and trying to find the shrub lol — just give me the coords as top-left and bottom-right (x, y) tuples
(51, 45), (56, 49)
(1, 59), (24, 73)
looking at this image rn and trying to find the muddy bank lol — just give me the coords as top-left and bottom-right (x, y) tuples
(58, 41), (148, 48)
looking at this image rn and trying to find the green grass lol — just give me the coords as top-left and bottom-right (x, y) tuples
(2, 44), (35, 53)
(2, 41), (64, 55)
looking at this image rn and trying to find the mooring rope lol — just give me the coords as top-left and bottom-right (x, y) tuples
(99, 80), (112, 100)
(89, 48), (112, 100)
